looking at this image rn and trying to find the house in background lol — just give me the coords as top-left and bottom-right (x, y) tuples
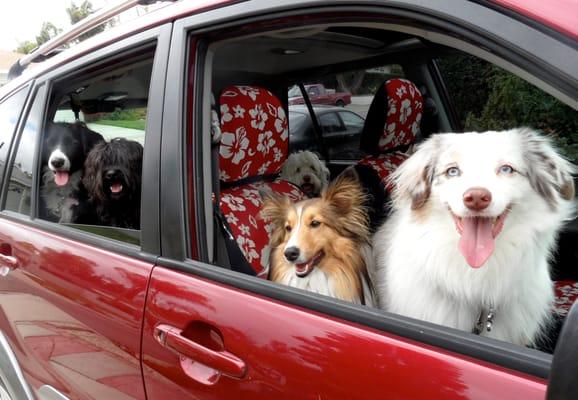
(0, 50), (23, 86)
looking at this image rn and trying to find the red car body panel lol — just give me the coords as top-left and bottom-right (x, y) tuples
(141, 268), (546, 399)
(490, 0), (578, 40)
(0, 219), (153, 399)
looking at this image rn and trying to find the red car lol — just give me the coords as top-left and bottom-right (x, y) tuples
(288, 84), (352, 107)
(0, 0), (577, 399)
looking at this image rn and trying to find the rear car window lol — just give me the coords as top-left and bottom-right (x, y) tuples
(0, 86), (29, 184)
(36, 49), (154, 245)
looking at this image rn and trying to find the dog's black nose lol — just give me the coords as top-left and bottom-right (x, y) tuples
(51, 157), (65, 168)
(284, 246), (300, 262)
(303, 175), (311, 183)
(105, 169), (119, 180)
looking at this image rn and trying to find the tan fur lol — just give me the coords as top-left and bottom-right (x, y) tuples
(261, 174), (371, 303)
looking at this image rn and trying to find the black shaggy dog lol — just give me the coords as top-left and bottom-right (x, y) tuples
(40, 122), (104, 221)
(65, 138), (143, 229)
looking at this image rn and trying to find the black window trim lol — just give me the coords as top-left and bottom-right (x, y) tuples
(0, 23), (172, 262)
(158, 0), (578, 380)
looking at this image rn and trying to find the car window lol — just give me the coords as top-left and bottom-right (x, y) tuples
(0, 86), (29, 184)
(339, 110), (364, 130)
(203, 19), (578, 366)
(319, 112), (343, 133)
(436, 53), (578, 168)
(36, 49), (154, 245)
(287, 64), (404, 161)
(5, 85), (47, 215)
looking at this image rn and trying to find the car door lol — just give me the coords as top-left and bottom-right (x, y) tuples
(138, 1), (575, 398)
(0, 25), (170, 400)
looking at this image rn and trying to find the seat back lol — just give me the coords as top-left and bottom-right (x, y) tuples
(217, 85), (304, 277)
(357, 78), (424, 187)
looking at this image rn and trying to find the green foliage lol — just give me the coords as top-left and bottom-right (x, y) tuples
(36, 22), (61, 45)
(438, 54), (578, 164)
(66, 1), (115, 42)
(15, 41), (37, 55)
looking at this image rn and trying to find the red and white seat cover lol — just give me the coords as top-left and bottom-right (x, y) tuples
(357, 78), (423, 188)
(218, 85), (304, 278)
(554, 280), (578, 316)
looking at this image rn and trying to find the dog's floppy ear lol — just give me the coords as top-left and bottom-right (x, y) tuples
(389, 135), (440, 210)
(323, 169), (369, 240)
(519, 128), (576, 207)
(260, 190), (291, 228)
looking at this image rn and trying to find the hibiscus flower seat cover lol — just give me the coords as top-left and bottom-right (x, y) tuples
(356, 78), (423, 191)
(218, 86), (304, 278)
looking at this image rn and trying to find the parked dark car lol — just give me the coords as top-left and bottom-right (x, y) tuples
(289, 105), (365, 158)
(0, 0), (577, 399)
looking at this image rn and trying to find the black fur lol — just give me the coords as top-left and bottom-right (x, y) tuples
(39, 122), (104, 221)
(69, 138), (143, 229)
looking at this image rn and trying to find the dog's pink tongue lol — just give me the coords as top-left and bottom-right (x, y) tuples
(110, 183), (123, 193)
(458, 217), (494, 268)
(54, 171), (69, 186)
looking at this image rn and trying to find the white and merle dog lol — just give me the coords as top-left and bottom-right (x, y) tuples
(66, 138), (144, 229)
(280, 150), (330, 197)
(374, 128), (576, 347)
(40, 122), (104, 221)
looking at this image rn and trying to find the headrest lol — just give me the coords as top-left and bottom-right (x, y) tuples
(360, 78), (423, 154)
(219, 85), (289, 183)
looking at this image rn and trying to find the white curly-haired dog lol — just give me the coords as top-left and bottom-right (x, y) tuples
(280, 150), (330, 197)
(374, 128), (576, 347)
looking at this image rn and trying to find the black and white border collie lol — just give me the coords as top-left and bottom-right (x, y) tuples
(40, 122), (104, 221)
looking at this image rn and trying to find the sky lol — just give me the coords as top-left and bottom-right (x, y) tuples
(0, 0), (144, 52)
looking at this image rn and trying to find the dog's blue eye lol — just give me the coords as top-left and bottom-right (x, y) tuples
(446, 167), (461, 177)
(499, 165), (514, 174)
(310, 220), (321, 228)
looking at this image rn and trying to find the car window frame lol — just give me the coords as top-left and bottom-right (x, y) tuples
(159, 0), (578, 381)
(0, 23), (171, 260)
(0, 84), (32, 192)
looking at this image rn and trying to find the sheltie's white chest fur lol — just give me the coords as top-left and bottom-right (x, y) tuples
(275, 265), (374, 306)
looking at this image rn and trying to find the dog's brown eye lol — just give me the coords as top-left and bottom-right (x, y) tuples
(446, 166), (461, 177)
(310, 220), (321, 228)
(296, 167), (300, 173)
(285, 225), (292, 232)
(498, 164), (514, 174)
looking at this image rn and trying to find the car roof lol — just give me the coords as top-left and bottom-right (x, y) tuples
(2, 0), (577, 98)
(490, 0), (578, 40)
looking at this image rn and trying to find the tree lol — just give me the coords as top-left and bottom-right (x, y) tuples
(66, 1), (115, 42)
(36, 22), (62, 45)
(15, 41), (37, 55)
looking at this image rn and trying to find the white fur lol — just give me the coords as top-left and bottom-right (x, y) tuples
(280, 151), (329, 197)
(276, 247), (376, 307)
(41, 167), (82, 222)
(374, 129), (576, 346)
(48, 148), (71, 171)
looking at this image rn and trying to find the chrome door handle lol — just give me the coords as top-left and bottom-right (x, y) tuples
(155, 324), (247, 378)
(0, 253), (18, 276)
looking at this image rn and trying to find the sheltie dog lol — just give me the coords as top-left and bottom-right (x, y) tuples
(262, 171), (375, 305)
(374, 128), (576, 346)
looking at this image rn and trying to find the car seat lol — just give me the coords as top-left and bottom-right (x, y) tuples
(353, 78), (424, 231)
(216, 85), (304, 278)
